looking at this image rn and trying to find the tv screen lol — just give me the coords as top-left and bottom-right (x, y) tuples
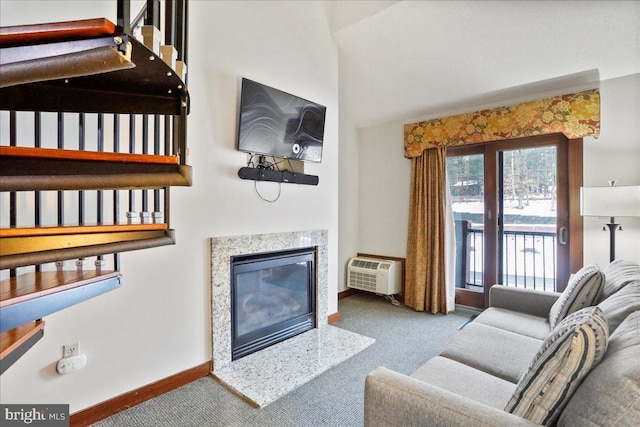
(237, 78), (326, 163)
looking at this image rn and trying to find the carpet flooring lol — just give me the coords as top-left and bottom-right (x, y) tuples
(95, 292), (474, 427)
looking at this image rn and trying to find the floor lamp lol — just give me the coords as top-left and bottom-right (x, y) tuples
(580, 182), (640, 262)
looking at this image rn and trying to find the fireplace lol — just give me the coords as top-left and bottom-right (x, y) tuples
(231, 247), (316, 360)
(211, 230), (330, 370)
(210, 230), (375, 407)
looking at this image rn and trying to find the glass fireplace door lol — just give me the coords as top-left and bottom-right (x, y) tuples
(231, 247), (316, 360)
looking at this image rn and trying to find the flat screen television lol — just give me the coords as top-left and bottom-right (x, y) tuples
(236, 78), (326, 163)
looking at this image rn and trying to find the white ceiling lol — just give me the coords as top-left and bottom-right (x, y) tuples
(329, 0), (640, 129)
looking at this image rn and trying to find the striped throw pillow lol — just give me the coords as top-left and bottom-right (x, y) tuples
(505, 306), (609, 425)
(549, 264), (604, 328)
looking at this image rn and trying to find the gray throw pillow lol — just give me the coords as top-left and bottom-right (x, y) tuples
(505, 306), (609, 425)
(598, 259), (640, 302)
(558, 310), (640, 426)
(549, 264), (604, 328)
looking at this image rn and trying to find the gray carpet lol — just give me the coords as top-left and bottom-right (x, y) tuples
(95, 292), (474, 427)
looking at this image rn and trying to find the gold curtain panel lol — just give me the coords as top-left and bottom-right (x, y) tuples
(404, 88), (600, 158)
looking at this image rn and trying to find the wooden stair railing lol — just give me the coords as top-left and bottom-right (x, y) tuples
(0, 0), (190, 374)
(0, 224), (173, 270)
(0, 18), (189, 116)
(0, 18), (116, 45)
(0, 146), (191, 191)
(0, 146), (180, 164)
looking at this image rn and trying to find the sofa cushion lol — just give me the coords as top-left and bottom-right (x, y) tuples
(598, 259), (640, 302)
(597, 280), (640, 334)
(558, 310), (640, 427)
(505, 306), (609, 426)
(440, 322), (542, 383)
(474, 307), (551, 340)
(549, 264), (604, 328)
(412, 356), (517, 410)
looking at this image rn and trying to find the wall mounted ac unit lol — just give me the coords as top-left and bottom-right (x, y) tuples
(347, 257), (402, 295)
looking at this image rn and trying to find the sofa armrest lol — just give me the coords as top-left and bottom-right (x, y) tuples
(364, 367), (539, 427)
(489, 285), (560, 318)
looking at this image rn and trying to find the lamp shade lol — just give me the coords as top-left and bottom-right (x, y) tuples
(580, 186), (640, 217)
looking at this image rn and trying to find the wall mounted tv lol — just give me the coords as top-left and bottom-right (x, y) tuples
(236, 78), (326, 163)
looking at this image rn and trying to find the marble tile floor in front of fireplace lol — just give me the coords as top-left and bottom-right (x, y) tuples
(212, 325), (374, 407)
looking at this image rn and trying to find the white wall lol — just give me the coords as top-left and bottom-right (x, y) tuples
(357, 122), (411, 258)
(0, 0), (339, 413)
(583, 74), (640, 265)
(337, 97), (412, 292)
(337, 118), (359, 291)
(337, 45), (360, 292)
(355, 73), (640, 270)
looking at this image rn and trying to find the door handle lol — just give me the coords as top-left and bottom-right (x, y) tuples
(558, 227), (568, 245)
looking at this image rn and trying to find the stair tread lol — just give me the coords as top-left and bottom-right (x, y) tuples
(0, 320), (44, 360)
(1, 270), (120, 307)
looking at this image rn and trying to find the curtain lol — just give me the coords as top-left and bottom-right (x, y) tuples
(405, 146), (447, 313)
(444, 169), (456, 313)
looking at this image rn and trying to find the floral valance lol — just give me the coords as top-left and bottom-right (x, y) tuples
(404, 88), (600, 158)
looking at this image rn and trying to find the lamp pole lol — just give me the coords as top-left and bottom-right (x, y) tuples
(582, 180), (640, 264)
(604, 217), (620, 262)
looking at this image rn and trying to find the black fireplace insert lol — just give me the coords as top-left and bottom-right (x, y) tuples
(231, 247), (316, 360)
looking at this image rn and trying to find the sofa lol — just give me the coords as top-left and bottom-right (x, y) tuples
(365, 260), (640, 426)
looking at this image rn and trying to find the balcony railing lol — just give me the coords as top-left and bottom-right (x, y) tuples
(455, 220), (557, 293)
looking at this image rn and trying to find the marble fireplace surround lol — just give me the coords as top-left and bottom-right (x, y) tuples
(210, 230), (374, 407)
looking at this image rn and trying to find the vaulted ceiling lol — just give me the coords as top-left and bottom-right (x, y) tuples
(329, 1), (640, 128)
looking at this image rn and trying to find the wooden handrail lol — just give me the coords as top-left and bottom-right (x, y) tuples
(1, 228), (169, 257)
(0, 18), (116, 46)
(0, 223), (167, 238)
(0, 231), (175, 270)
(0, 146), (179, 165)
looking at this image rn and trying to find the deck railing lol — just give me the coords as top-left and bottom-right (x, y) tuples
(455, 220), (557, 293)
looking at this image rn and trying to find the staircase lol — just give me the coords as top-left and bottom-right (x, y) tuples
(0, 0), (191, 374)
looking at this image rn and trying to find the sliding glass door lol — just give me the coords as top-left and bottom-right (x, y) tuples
(448, 151), (486, 307)
(447, 134), (580, 309)
(499, 146), (558, 291)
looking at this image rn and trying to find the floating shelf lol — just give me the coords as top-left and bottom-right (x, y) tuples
(0, 320), (45, 374)
(0, 270), (122, 333)
(0, 224), (175, 270)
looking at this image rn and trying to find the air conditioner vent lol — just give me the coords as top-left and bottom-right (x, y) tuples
(349, 270), (377, 292)
(347, 257), (402, 296)
(351, 259), (380, 269)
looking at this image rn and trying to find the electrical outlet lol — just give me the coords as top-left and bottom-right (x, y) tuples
(63, 343), (80, 358)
